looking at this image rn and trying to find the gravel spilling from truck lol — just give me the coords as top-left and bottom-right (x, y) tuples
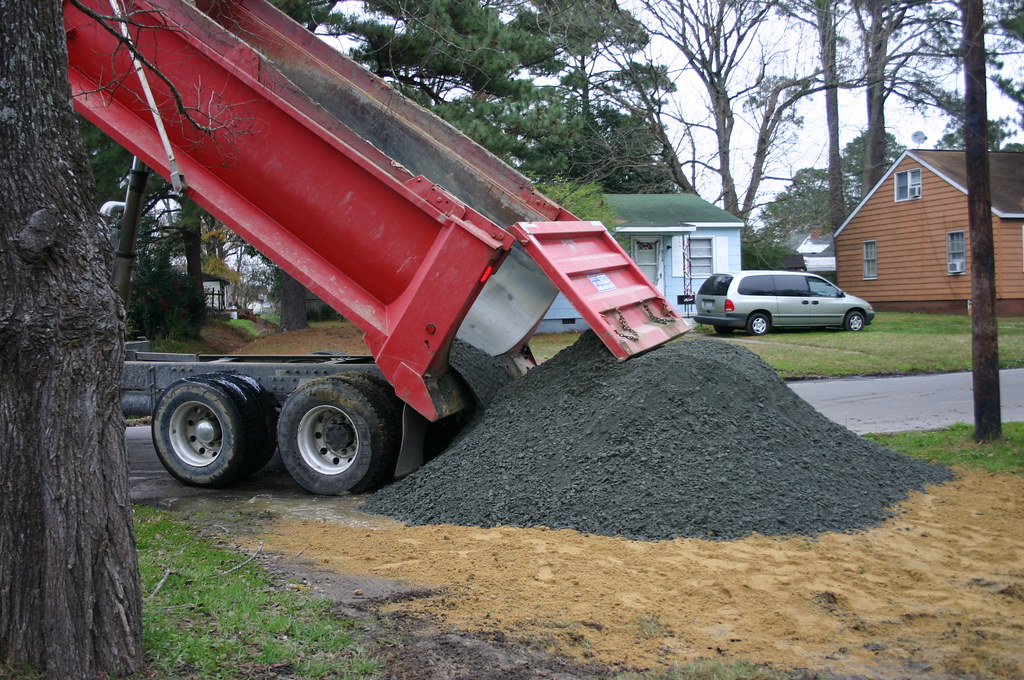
(363, 334), (953, 541)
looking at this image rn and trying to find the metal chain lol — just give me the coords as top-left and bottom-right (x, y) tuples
(613, 308), (640, 342)
(642, 302), (677, 326)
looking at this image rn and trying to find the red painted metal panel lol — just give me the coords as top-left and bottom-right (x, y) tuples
(64, 0), (514, 419)
(511, 222), (691, 358)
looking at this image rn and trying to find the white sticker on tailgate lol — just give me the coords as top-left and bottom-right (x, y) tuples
(588, 273), (616, 292)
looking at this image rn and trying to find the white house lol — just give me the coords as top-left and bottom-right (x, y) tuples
(537, 194), (744, 332)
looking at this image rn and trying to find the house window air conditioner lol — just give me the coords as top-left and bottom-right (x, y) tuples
(908, 185), (922, 198)
(948, 261), (964, 274)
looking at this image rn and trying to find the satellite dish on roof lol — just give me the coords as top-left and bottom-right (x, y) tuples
(911, 130), (928, 147)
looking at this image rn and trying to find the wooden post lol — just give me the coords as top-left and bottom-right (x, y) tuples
(962, 0), (1001, 441)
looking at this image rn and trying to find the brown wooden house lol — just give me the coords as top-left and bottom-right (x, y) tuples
(834, 149), (1024, 315)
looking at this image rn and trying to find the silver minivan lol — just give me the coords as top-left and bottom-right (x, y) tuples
(693, 271), (874, 336)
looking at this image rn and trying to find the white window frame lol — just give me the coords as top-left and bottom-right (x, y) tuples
(688, 236), (714, 277)
(862, 240), (878, 280)
(631, 237), (663, 288)
(947, 231), (966, 275)
(895, 168), (922, 201)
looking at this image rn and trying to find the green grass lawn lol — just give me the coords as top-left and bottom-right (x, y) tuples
(689, 312), (1024, 379)
(867, 422), (1024, 475)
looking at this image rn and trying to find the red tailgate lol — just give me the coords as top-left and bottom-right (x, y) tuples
(511, 222), (691, 359)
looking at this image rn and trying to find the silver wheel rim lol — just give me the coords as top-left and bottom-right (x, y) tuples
(169, 400), (223, 467)
(296, 405), (358, 476)
(752, 317), (768, 334)
(849, 315), (863, 331)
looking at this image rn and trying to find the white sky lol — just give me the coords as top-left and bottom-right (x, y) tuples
(322, 1), (1022, 214)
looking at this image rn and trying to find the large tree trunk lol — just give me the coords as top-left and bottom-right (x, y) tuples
(0, 2), (143, 679)
(278, 269), (310, 332)
(861, 0), (889, 192)
(819, 0), (846, 231)
(181, 220), (204, 293)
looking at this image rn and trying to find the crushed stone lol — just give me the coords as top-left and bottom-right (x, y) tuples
(363, 333), (953, 541)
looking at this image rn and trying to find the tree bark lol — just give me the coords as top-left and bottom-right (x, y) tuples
(181, 220), (204, 293)
(278, 269), (310, 332)
(962, 0), (1001, 442)
(861, 0), (889, 192)
(818, 0), (846, 231)
(0, 2), (143, 678)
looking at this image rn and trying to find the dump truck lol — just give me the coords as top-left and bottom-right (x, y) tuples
(64, 0), (690, 494)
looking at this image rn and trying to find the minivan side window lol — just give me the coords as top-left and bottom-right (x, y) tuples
(773, 275), (810, 296)
(736, 275), (775, 296)
(697, 274), (733, 296)
(807, 277), (842, 297)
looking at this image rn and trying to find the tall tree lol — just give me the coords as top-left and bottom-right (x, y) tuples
(963, 0), (1001, 442)
(278, 270), (310, 332)
(781, 0), (852, 230)
(628, 0), (824, 219)
(754, 131), (903, 267)
(0, 2), (143, 678)
(327, 0), (681, 193)
(852, 0), (959, 191)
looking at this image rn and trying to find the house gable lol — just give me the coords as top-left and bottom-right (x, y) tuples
(834, 150), (1024, 315)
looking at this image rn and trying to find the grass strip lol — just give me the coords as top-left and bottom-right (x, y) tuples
(135, 505), (378, 679)
(226, 318), (262, 337)
(866, 422), (1024, 475)
(690, 312), (1024, 378)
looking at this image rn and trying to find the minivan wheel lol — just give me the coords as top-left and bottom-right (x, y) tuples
(746, 312), (771, 336)
(844, 310), (866, 332)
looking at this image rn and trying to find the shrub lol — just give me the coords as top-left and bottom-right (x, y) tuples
(127, 249), (205, 340)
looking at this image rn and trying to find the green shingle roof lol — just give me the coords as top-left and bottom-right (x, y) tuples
(604, 194), (742, 228)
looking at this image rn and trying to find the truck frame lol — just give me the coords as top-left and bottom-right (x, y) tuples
(66, 0), (689, 494)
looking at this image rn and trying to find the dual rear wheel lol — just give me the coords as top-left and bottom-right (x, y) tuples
(151, 371), (401, 495)
(276, 374), (401, 495)
(151, 372), (276, 488)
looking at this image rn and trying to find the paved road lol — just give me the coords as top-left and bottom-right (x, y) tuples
(128, 369), (1024, 496)
(789, 368), (1024, 434)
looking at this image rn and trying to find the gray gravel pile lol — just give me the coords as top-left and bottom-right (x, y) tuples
(363, 333), (953, 541)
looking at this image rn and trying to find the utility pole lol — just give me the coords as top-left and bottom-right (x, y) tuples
(962, 0), (1001, 441)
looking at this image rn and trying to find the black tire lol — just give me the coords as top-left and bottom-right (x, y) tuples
(195, 372), (278, 475)
(713, 325), (734, 336)
(151, 378), (257, 488)
(746, 312), (771, 336)
(341, 371), (403, 481)
(277, 375), (400, 494)
(844, 310), (866, 332)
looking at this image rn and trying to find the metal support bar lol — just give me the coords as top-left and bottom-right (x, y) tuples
(112, 157), (150, 303)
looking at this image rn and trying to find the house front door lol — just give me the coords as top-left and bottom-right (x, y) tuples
(631, 238), (663, 291)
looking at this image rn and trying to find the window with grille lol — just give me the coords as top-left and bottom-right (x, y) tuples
(862, 240), (877, 279)
(689, 238), (713, 276)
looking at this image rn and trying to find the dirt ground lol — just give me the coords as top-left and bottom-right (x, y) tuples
(238, 467), (1024, 680)
(230, 319), (370, 355)
(219, 323), (1023, 678)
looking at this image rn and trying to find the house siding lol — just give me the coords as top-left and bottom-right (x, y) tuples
(836, 155), (1024, 316)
